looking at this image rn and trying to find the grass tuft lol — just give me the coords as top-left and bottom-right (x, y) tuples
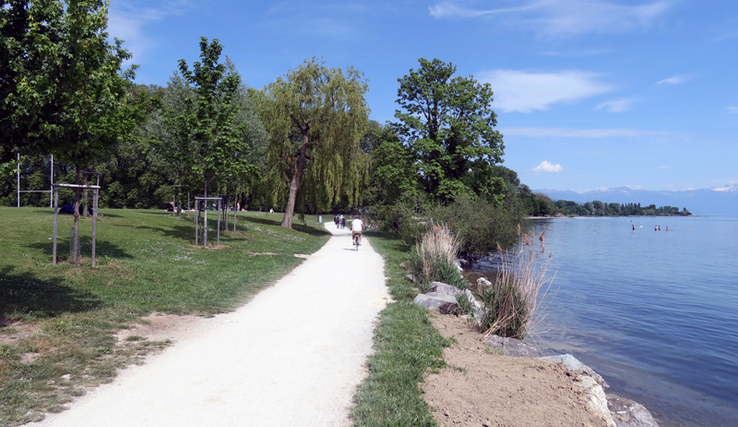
(409, 222), (467, 290)
(475, 226), (555, 340)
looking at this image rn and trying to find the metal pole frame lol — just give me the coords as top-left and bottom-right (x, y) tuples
(51, 183), (100, 265)
(233, 200), (237, 231)
(53, 189), (59, 264)
(16, 153), (20, 208)
(50, 154), (54, 208)
(194, 196), (223, 247)
(217, 198), (221, 245)
(195, 199), (200, 245)
(92, 188), (98, 267)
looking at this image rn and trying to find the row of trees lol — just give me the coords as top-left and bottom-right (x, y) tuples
(1, 1), (373, 264)
(529, 194), (692, 217)
(3, 1), (556, 257)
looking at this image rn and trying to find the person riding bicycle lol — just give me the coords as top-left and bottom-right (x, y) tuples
(351, 215), (364, 245)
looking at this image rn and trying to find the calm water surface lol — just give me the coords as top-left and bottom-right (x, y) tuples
(470, 216), (738, 427)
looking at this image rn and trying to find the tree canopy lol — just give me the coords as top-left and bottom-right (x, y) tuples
(392, 58), (505, 204)
(171, 38), (262, 198)
(254, 58), (370, 228)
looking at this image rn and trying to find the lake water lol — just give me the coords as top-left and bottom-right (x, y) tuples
(468, 215), (738, 427)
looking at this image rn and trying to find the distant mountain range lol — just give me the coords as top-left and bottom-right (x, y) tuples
(534, 185), (738, 215)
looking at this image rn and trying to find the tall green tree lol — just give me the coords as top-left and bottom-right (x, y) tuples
(392, 58), (505, 204)
(172, 38), (260, 199)
(0, 0), (64, 153)
(255, 58), (370, 228)
(2, 0), (142, 263)
(363, 121), (420, 206)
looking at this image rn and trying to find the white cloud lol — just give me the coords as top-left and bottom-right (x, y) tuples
(596, 98), (637, 112)
(727, 106), (738, 114)
(478, 70), (612, 113)
(531, 161), (563, 174)
(107, 1), (190, 61)
(429, 0), (673, 37)
(501, 127), (675, 138)
(656, 75), (688, 85)
(429, 2), (533, 18)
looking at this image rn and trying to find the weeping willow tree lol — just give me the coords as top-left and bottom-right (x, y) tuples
(254, 58), (370, 228)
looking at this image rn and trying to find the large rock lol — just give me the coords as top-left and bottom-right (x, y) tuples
(476, 277), (493, 288)
(607, 395), (660, 427)
(579, 376), (616, 427)
(484, 335), (542, 357)
(541, 354), (616, 427)
(461, 289), (485, 320)
(541, 354), (609, 389)
(413, 293), (461, 315)
(427, 282), (463, 296)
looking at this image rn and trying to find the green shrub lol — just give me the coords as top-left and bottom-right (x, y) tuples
(373, 195), (523, 257)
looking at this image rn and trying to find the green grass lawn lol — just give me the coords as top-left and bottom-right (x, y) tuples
(351, 231), (448, 427)
(0, 207), (329, 425)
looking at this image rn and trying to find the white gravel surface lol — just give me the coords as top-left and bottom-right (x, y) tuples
(34, 222), (389, 427)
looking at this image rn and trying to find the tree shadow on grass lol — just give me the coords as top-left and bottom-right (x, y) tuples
(30, 208), (126, 219)
(243, 217), (330, 237)
(26, 238), (134, 260)
(131, 224), (195, 241)
(0, 265), (103, 318)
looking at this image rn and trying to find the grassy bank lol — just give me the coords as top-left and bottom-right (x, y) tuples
(0, 208), (329, 426)
(351, 231), (449, 427)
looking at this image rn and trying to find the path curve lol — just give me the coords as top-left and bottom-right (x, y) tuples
(35, 222), (389, 427)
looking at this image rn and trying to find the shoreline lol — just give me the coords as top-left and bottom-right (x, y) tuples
(413, 282), (661, 427)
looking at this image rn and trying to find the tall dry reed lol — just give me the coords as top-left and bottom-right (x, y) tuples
(412, 221), (466, 289)
(476, 225), (555, 340)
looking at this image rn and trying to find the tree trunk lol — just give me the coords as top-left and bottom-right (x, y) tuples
(281, 139), (308, 229)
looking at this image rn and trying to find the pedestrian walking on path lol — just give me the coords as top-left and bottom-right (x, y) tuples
(35, 224), (389, 427)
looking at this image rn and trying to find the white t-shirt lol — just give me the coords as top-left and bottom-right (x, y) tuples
(351, 218), (363, 231)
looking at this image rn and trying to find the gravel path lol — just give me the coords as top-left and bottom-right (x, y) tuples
(35, 222), (389, 427)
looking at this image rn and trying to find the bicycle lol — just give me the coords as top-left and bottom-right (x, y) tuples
(353, 233), (360, 251)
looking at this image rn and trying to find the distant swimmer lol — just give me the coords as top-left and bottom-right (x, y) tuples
(632, 224), (635, 230)
(655, 225), (658, 231)
(666, 226), (669, 231)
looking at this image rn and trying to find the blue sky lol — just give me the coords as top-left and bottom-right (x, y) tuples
(108, 0), (738, 192)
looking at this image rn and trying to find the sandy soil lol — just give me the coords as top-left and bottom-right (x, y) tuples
(423, 314), (613, 427)
(33, 222), (390, 427)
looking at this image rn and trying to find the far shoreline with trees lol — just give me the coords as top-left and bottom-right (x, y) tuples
(527, 192), (692, 217)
